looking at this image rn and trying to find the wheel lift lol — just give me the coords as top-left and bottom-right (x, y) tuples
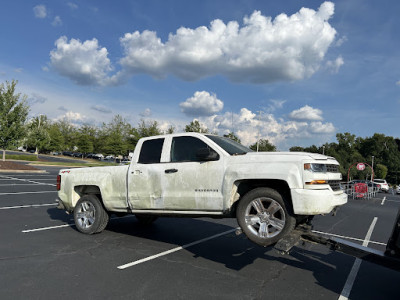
(273, 210), (400, 272)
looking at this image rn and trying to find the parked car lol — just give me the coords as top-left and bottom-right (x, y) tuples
(62, 151), (73, 157)
(374, 179), (389, 192)
(396, 186), (400, 194)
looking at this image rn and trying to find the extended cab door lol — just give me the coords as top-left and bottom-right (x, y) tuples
(127, 137), (167, 209)
(161, 135), (224, 211)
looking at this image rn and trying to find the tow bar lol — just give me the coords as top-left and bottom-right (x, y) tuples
(274, 210), (400, 272)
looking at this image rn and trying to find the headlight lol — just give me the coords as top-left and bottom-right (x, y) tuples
(304, 163), (327, 172)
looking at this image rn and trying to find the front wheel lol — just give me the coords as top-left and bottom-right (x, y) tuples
(73, 195), (109, 234)
(236, 188), (295, 247)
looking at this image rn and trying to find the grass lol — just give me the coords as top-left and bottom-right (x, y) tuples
(29, 161), (120, 167)
(5, 155), (38, 161)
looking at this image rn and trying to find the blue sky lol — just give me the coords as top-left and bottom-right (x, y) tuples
(1, 0), (399, 149)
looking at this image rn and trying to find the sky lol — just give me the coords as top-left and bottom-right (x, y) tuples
(0, 0), (399, 150)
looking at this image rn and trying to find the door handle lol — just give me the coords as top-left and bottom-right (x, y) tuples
(165, 168), (178, 174)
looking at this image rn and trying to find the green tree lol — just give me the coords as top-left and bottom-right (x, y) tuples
(47, 123), (64, 152)
(223, 132), (241, 144)
(375, 164), (388, 179)
(184, 120), (208, 133)
(26, 115), (50, 154)
(0, 80), (29, 160)
(289, 146), (305, 152)
(129, 119), (162, 148)
(101, 115), (132, 156)
(249, 139), (276, 152)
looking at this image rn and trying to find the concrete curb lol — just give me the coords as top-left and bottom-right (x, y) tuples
(0, 169), (47, 174)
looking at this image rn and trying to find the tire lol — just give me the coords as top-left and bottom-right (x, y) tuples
(236, 187), (296, 247)
(135, 214), (158, 225)
(73, 195), (109, 234)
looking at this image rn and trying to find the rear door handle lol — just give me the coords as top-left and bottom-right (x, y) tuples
(165, 168), (178, 174)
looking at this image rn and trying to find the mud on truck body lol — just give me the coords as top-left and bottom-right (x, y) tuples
(57, 133), (347, 247)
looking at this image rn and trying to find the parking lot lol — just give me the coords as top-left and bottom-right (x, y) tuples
(1, 166), (400, 299)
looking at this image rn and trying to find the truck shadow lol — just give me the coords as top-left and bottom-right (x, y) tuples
(46, 208), (380, 295)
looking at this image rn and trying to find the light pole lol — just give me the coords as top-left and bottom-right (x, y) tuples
(322, 145), (325, 155)
(371, 156), (374, 181)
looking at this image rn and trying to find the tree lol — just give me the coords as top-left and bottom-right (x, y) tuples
(223, 132), (241, 144)
(289, 146), (305, 152)
(0, 80), (29, 160)
(26, 115), (50, 154)
(129, 119), (162, 148)
(101, 115), (132, 156)
(184, 120), (208, 133)
(250, 139), (276, 152)
(375, 164), (388, 179)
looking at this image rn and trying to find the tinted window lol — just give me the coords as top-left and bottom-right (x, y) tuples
(206, 135), (252, 155)
(138, 138), (164, 164)
(171, 136), (217, 162)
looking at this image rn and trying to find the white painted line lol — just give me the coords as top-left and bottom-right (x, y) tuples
(0, 191), (56, 196)
(22, 224), (73, 233)
(0, 184), (42, 186)
(0, 175), (56, 186)
(381, 196), (386, 205)
(22, 215), (135, 233)
(118, 228), (237, 270)
(338, 217), (377, 300)
(312, 230), (386, 246)
(0, 203), (57, 210)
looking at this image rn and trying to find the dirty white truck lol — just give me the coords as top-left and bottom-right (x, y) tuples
(57, 133), (347, 247)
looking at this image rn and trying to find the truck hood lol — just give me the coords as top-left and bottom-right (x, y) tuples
(227, 151), (337, 164)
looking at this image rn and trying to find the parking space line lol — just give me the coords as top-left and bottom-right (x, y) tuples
(0, 184), (44, 186)
(22, 215), (135, 233)
(0, 175), (56, 186)
(312, 230), (386, 246)
(381, 197), (386, 205)
(117, 228), (237, 270)
(338, 217), (377, 300)
(0, 191), (56, 196)
(0, 203), (57, 210)
(22, 223), (73, 233)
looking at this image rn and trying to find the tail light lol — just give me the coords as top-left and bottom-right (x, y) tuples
(57, 175), (61, 191)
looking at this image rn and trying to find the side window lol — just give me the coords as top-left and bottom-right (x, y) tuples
(171, 136), (217, 162)
(138, 138), (164, 164)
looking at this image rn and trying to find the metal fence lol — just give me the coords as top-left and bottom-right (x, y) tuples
(342, 182), (380, 199)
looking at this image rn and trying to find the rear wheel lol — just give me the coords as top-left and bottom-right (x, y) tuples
(236, 187), (295, 247)
(73, 195), (109, 234)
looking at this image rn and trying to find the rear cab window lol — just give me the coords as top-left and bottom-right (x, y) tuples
(138, 138), (164, 164)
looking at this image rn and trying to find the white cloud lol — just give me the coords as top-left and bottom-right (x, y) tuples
(118, 2), (336, 83)
(33, 5), (47, 19)
(396, 80), (400, 86)
(91, 105), (112, 114)
(288, 105), (323, 121)
(56, 111), (93, 126)
(28, 93), (47, 105)
(49, 36), (114, 86)
(180, 91), (224, 116)
(52, 16), (62, 27)
(67, 2), (78, 10)
(139, 108), (152, 117)
(50, 2), (338, 85)
(197, 106), (335, 149)
(326, 55), (344, 73)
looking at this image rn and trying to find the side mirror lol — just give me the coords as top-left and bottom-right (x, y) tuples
(196, 148), (219, 161)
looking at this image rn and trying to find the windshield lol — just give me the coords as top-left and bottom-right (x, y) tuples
(206, 135), (253, 155)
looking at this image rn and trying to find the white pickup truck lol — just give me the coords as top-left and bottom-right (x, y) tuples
(57, 133), (347, 246)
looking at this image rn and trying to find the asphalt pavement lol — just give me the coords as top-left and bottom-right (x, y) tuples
(1, 166), (400, 299)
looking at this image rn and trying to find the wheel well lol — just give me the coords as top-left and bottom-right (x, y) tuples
(73, 185), (103, 206)
(231, 179), (293, 216)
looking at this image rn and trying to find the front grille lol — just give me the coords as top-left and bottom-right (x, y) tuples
(329, 180), (342, 191)
(326, 164), (339, 173)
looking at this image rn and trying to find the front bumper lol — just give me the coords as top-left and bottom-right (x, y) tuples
(290, 189), (348, 215)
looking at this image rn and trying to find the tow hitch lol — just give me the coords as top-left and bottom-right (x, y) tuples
(274, 210), (400, 272)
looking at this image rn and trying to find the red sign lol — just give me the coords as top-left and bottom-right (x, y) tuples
(357, 163), (365, 171)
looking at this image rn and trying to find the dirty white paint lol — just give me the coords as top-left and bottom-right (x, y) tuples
(58, 133), (347, 216)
